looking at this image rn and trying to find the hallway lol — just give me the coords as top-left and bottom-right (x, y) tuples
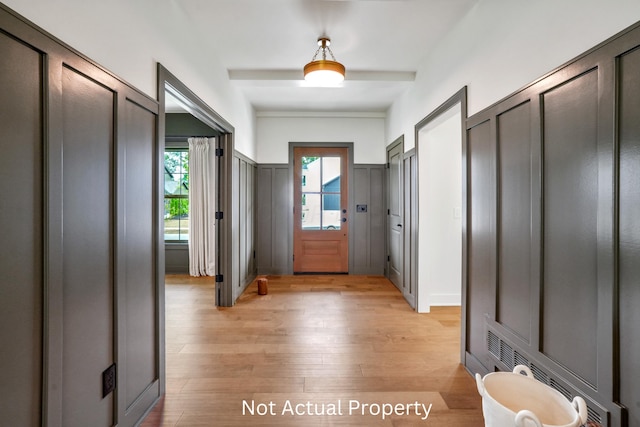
(142, 275), (483, 426)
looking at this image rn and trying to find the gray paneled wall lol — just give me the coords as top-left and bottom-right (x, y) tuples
(61, 65), (115, 426)
(0, 25), (44, 426)
(0, 5), (160, 426)
(256, 164), (292, 274)
(256, 163), (385, 275)
(466, 118), (495, 369)
(542, 70), (599, 386)
(464, 20), (640, 427)
(402, 153), (417, 307)
(496, 101), (533, 343)
(232, 152), (257, 302)
(122, 100), (157, 413)
(619, 45), (640, 427)
(165, 244), (189, 274)
(352, 165), (386, 275)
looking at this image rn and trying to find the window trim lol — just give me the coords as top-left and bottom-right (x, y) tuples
(164, 147), (189, 243)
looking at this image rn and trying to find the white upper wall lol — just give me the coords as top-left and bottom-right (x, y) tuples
(6, 0), (640, 161)
(388, 0), (640, 151)
(256, 113), (386, 164)
(2, 0), (257, 159)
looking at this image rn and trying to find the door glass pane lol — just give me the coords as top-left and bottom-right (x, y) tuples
(322, 198), (341, 230)
(321, 156), (341, 230)
(300, 155), (342, 231)
(301, 193), (320, 230)
(301, 156), (320, 192)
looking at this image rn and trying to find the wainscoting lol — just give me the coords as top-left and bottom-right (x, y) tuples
(231, 152), (258, 301)
(256, 163), (386, 275)
(464, 20), (640, 427)
(257, 164), (293, 274)
(0, 4), (159, 426)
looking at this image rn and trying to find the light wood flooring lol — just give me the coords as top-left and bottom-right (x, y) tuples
(141, 275), (484, 426)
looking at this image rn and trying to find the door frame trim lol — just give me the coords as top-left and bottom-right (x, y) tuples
(157, 64), (236, 396)
(288, 142), (354, 273)
(414, 86), (468, 362)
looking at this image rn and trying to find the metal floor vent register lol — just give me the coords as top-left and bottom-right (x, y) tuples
(486, 330), (605, 425)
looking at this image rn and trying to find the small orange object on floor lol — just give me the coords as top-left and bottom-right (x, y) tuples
(257, 277), (268, 295)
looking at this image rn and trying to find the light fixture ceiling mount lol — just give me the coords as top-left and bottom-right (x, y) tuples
(303, 37), (345, 86)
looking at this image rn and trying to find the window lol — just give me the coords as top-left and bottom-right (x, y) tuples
(300, 156), (342, 230)
(164, 149), (189, 241)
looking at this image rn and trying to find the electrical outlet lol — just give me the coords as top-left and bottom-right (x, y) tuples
(102, 363), (116, 398)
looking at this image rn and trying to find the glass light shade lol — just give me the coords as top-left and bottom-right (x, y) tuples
(304, 59), (345, 86)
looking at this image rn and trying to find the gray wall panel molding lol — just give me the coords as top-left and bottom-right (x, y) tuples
(352, 164), (386, 275)
(403, 152), (417, 309)
(164, 244), (189, 274)
(232, 153), (257, 301)
(259, 147), (382, 276)
(464, 20), (640, 427)
(0, 29), (44, 426)
(618, 44), (640, 427)
(496, 100), (533, 344)
(466, 118), (496, 370)
(256, 164), (292, 275)
(0, 4), (162, 426)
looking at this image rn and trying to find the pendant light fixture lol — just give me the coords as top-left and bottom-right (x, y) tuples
(304, 37), (345, 86)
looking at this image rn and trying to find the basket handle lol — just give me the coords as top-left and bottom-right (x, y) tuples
(572, 396), (588, 425)
(513, 364), (535, 379)
(515, 409), (543, 427)
(475, 373), (485, 397)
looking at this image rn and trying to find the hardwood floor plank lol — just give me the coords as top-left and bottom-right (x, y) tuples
(142, 275), (484, 426)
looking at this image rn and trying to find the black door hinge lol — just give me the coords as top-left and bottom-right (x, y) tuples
(215, 211), (223, 220)
(215, 148), (224, 157)
(387, 255), (390, 262)
(215, 274), (223, 283)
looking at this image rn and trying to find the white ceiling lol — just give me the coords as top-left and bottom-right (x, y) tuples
(169, 0), (479, 113)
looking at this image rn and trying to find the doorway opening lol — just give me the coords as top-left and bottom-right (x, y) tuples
(417, 103), (463, 313)
(156, 64), (236, 395)
(163, 100), (220, 276)
(415, 87), (467, 362)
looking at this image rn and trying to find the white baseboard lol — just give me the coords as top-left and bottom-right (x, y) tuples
(428, 293), (461, 306)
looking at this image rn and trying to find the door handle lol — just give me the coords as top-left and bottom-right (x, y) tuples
(397, 224), (402, 227)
